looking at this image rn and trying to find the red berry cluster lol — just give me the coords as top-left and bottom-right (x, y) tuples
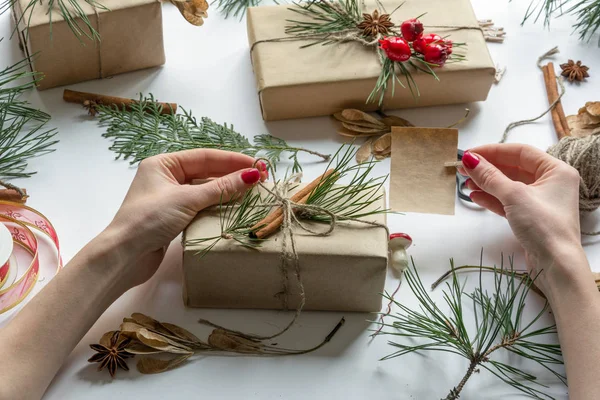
(378, 18), (453, 67)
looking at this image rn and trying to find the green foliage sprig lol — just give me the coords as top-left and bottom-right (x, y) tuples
(95, 95), (331, 173)
(214, 0), (262, 19)
(186, 145), (389, 256)
(522, 0), (600, 44)
(378, 257), (565, 400)
(285, 0), (465, 105)
(1, 0), (108, 41)
(0, 56), (58, 180)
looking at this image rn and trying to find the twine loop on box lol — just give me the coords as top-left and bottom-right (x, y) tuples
(92, 6), (103, 79)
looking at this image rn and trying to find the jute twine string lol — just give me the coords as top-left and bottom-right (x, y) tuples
(199, 161), (388, 341)
(500, 46), (600, 236)
(92, 6), (103, 79)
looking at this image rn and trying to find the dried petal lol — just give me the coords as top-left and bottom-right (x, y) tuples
(136, 328), (193, 354)
(356, 139), (373, 164)
(125, 341), (165, 355)
(337, 127), (382, 138)
(372, 133), (392, 153)
(340, 109), (385, 126)
(379, 115), (414, 127)
(137, 354), (192, 374)
(341, 122), (387, 134)
(162, 322), (202, 343)
(99, 331), (117, 347)
(333, 112), (386, 129)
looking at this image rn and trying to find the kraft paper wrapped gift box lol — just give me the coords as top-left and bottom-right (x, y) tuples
(12, 0), (165, 90)
(247, 0), (496, 121)
(182, 186), (388, 312)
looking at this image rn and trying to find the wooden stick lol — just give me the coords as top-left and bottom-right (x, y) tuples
(0, 189), (28, 204)
(250, 169), (337, 239)
(542, 63), (571, 140)
(63, 89), (177, 115)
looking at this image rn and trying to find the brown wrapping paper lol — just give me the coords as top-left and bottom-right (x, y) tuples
(182, 185), (388, 312)
(12, 0), (165, 90)
(390, 127), (458, 215)
(247, 0), (496, 121)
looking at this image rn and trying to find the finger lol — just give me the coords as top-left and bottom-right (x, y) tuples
(146, 149), (259, 184)
(462, 150), (518, 202)
(465, 178), (480, 191)
(468, 143), (559, 179)
(469, 191), (506, 217)
(185, 168), (262, 211)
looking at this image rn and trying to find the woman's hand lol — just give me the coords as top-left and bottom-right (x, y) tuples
(459, 143), (585, 293)
(101, 149), (268, 289)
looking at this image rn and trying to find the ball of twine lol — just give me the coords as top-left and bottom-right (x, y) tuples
(547, 134), (600, 212)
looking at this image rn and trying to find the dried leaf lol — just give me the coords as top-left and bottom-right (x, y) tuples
(208, 329), (264, 354)
(374, 152), (390, 160)
(356, 139), (373, 164)
(337, 127), (381, 138)
(373, 133), (392, 153)
(340, 109), (385, 127)
(125, 341), (165, 355)
(137, 354), (192, 374)
(136, 328), (193, 354)
(162, 323), (202, 343)
(341, 122), (387, 134)
(586, 101), (600, 117)
(333, 113), (385, 129)
(380, 115), (414, 127)
(131, 313), (174, 336)
(99, 331), (117, 347)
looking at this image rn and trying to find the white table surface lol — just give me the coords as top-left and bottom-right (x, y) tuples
(2, 1), (600, 398)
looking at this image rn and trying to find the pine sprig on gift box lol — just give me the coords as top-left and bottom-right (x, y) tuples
(284, 0), (466, 105)
(95, 95), (331, 173)
(522, 0), (600, 44)
(0, 56), (58, 180)
(214, 0), (261, 19)
(1, 0), (108, 41)
(377, 256), (565, 400)
(187, 145), (389, 255)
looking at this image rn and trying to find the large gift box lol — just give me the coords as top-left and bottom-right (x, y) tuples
(12, 0), (165, 90)
(247, 0), (496, 121)
(182, 186), (388, 312)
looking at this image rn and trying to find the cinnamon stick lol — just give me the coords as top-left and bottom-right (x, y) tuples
(0, 189), (28, 204)
(250, 169), (337, 239)
(542, 63), (571, 140)
(63, 89), (177, 115)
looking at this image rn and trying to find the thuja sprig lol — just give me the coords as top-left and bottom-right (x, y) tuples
(521, 0), (600, 45)
(0, 56), (58, 180)
(377, 256), (565, 400)
(96, 95), (331, 173)
(2, 0), (108, 42)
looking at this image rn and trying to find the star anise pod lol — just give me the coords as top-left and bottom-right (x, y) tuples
(88, 331), (133, 378)
(357, 10), (394, 38)
(560, 59), (590, 82)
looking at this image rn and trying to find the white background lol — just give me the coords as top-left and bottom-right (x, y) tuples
(2, 0), (600, 398)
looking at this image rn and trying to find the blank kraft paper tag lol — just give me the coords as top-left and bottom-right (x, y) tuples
(390, 127), (459, 215)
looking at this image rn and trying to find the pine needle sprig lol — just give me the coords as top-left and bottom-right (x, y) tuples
(187, 145), (389, 255)
(96, 95), (331, 173)
(2, 0), (108, 41)
(521, 0), (600, 44)
(378, 256), (565, 400)
(0, 57), (57, 180)
(213, 0), (261, 19)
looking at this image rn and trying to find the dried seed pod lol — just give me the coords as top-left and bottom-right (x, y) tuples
(136, 328), (193, 354)
(137, 354), (193, 374)
(372, 133), (392, 153)
(380, 115), (414, 127)
(341, 109), (385, 127)
(342, 122), (388, 134)
(333, 112), (384, 129)
(337, 127), (382, 138)
(356, 139), (373, 164)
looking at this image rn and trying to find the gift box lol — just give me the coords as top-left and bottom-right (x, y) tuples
(247, 0), (496, 121)
(182, 185), (388, 312)
(12, 0), (165, 90)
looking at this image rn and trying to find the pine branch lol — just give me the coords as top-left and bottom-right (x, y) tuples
(96, 95), (331, 173)
(378, 256), (565, 400)
(521, 0), (600, 44)
(0, 57), (58, 180)
(2, 0), (108, 41)
(213, 0), (262, 19)
(187, 145), (389, 255)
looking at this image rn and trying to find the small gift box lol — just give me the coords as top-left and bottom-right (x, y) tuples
(12, 0), (165, 90)
(182, 183), (388, 313)
(247, 0), (496, 121)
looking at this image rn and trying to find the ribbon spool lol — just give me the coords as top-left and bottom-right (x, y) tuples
(0, 201), (61, 315)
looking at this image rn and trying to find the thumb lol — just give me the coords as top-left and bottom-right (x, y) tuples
(462, 150), (516, 202)
(187, 168), (262, 211)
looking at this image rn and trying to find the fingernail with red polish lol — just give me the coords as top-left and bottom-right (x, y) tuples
(462, 151), (480, 169)
(242, 169), (261, 184)
(257, 161), (267, 171)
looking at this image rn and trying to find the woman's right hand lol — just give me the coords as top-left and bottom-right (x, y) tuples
(459, 143), (587, 295)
